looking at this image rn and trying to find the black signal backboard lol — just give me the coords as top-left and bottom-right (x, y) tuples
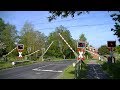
(77, 42), (86, 48)
(107, 41), (116, 47)
(17, 44), (24, 50)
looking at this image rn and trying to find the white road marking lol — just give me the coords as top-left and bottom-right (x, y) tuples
(36, 64), (53, 69)
(32, 64), (58, 71)
(92, 66), (100, 79)
(32, 63), (63, 73)
(36, 73), (41, 74)
(33, 69), (62, 73)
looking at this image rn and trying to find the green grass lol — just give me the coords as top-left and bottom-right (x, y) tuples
(60, 60), (88, 79)
(96, 60), (105, 64)
(0, 60), (37, 70)
(83, 59), (90, 64)
(102, 61), (120, 79)
(60, 65), (75, 79)
(76, 62), (88, 79)
(0, 56), (74, 71)
(0, 61), (13, 70)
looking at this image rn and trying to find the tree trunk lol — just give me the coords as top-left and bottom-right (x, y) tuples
(87, 55), (88, 59)
(63, 55), (65, 59)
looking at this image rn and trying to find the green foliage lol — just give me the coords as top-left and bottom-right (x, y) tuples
(48, 11), (120, 43)
(19, 21), (47, 59)
(0, 18), (18, 57)
(110, 11), (120, 42)
(0, 18), (5, 34)
(60, 61), (88, 79)
(1, 23), (17, 52)
(98, 45), (110, 55)
(46, 25), (75, 59)
(84, 51), (93, 59)
(48, 11), (89, 22)
(115, 45), (120, 54)
(102, 61), (120, 79)
(60, 65), (75, 79)
(79, 33), (87, 41)
(0, 61), (13, 70)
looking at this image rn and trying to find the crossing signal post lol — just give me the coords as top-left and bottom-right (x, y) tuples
(77, 42), (86, 48)
(74, 41), (86, 78)
(107, 41), (116, 47)
(17, 44), (24, 60)
(107, 41), (116, 63)
(77, 41), (86, 61)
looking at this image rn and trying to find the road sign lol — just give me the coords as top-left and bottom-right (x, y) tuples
(18, 52), (22, 57)
(78, 51), (83, 58)
(107, 41), (116, 47)
(77, 50), (85, 60)
(77, 41), (86, 48)
(17, 44), (24, 59)
(17, 44), (24, 51)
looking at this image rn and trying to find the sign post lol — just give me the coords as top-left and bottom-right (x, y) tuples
(17, 44), (24, 60)
(107, 41), (116, 63)
(77, 41), (86, 72)
(77, 41), (86, 61)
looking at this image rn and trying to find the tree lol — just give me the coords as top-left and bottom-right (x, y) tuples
(79, 33), (87, 41)
(0, 41), (6, 57)
(1, 23), (17, 52)
(0, 18), (5, 36)
(47, 25), (75, 59)
(110, 11), (120, 42)
(48, 11), (120, 43)
(78, 33), (92, 59)
(115, 45), (120, 54)
(0, 18), (18, 57)
(84, 51), (93, 59)
(98, 45), (110, 55)
(48, 11), (89, 22)
(19, 21), (46, 60)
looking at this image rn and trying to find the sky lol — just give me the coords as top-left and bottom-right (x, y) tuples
(0, 11), (119, 49)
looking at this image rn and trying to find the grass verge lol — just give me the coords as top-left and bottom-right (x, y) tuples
(0, 60), (37, 70)
(60, 59), (89, 79)
(60, 65), (75, 79)
(102, 61), (120, 79)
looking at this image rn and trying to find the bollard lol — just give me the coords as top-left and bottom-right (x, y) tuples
(12, 62), (15, 65)
(73, 63), (76, 67)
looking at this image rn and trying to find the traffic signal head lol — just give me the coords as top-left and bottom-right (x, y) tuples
(107, 41), (116, 47)
(77, 42), (86, 48)
(17, 44), (24, 50)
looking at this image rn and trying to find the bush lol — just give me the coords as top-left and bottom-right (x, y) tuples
(102, 61), (120, 79)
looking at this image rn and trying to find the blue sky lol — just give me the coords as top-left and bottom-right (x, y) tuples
(0, 11), (119, 48)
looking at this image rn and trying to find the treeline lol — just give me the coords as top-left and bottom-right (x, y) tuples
(0, 18), (92, 60)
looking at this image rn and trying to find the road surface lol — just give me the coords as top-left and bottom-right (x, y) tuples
(86, 60), (109, 79)
(0, 60), (75, 79)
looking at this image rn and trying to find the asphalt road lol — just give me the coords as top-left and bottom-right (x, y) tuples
(0, 60), (75, 79)
(86, 60), (109, 79)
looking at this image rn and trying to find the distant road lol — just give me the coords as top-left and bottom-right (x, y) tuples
(0, 60), (75, 79)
